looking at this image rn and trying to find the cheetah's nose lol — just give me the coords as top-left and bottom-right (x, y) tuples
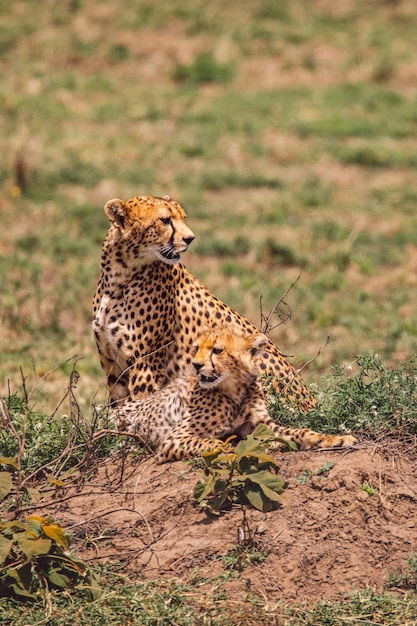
(193, 362), (203, 373)
(183, 235), (195, 246)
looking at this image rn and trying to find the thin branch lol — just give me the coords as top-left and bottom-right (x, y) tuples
(296, 336), (331, 376)
(259, 267), (304, 335)
(19, 429), (152, 491)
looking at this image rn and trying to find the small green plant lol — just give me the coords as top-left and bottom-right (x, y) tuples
(295, 462), (334, 484)
(221, 543), (269, 572)
(361, 482), (377, 496)
(193, 424), (285, 515)
(0, 515), (99, 601)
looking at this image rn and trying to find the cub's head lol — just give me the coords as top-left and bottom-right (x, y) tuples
(192, 328), (268, 390)
(104, 195), (195, 265)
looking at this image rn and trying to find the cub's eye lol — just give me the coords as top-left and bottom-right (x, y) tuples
(212, 346), (223, 355)
(160, 217), (172, 225)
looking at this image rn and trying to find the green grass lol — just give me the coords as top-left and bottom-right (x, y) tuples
(268, 353), (417, 438)
(1, 562), (417, 626)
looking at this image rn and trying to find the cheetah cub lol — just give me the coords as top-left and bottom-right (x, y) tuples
(114, 327), (356, 463)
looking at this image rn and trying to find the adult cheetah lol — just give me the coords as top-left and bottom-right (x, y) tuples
(115, 327), (356, 463)
(92, 195), (316, 410)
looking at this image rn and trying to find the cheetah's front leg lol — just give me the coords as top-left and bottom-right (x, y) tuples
(155, 431), (225, 464)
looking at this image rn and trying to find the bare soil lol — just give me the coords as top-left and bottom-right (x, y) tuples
(40, 441), (417, 605)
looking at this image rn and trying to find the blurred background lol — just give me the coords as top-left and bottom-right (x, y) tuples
(1, 0), (417, 411)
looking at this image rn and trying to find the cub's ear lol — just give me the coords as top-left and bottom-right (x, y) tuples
(249, 333), (269, 355)
(104, 199), (129, 229)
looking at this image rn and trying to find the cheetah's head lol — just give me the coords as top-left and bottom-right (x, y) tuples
(104, 195), (195, 265)
(192, 328), (268, 391)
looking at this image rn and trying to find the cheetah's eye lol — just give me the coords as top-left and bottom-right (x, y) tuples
(212, 346), (223, 355)
(160, 217), (172, 225)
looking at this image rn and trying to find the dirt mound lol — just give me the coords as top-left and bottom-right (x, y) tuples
(41, 442), (417, 603)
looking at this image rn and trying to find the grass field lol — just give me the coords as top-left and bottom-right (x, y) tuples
(1, 2), (417, 620)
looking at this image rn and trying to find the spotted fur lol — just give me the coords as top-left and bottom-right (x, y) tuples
(92, 195), (315, 410)
(115, 328), (356, 463)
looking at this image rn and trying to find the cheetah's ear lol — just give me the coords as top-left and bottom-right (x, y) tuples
(104, 199), (129, 229)
(248, 333), (268, 355)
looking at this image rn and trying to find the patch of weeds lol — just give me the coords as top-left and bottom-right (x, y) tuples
(0, 364), (121, 517)
(221, 544), (269, 572)
(0, 570), (198, 626)
(335, 145), (398, 168)
(221, 261), (247, 278)
(193, 425), (285, 514)
(199, 170), (282, 191)
(257, 203), (289, 225)
(295, 83), (415, 139)
(295, 462), (334, 484)
(71, 37), (99, 60)
(0, 516), (99, 601)
(296, 175), (333, 208)
(108, 43), (130, 63)
(372, 57), (395, 83)
(255, 3), (290, 22)
(260, 238), (304, 267)
(295, 469), (313, 485)
(267, 354), (417, 440)
(283, 588), (417, 625)
(353, 229), (416, 266)
(173, 52), (235, 84)
(312, 221), (351, 243)
(372, 184), (417, 216)
(386, 553), (417, 592)
(194, 235), (250, 257)
(311, 271), (346, 294)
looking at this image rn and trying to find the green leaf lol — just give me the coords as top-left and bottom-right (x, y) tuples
(87, 578), (102, 601)
(251, 423), (278, 442)
(11, 583), (36, 599)
(235, 437), (264, 457)
(0, 534), (13, 565)
(203, 490), (230, 514)
(18, 536), (51, 560)
(296, 469), (313, 484)
(244, 485), (270, 511)
(317, 461), (335, 475)
(0, 471), (12, 501)
(48, 570), (71, 588)
(193, 474), (217, 503)
(7, 564), (37, 599)
(246, 474), (284, 502)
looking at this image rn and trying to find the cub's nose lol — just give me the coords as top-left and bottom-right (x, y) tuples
(193, 361), (203, 373)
